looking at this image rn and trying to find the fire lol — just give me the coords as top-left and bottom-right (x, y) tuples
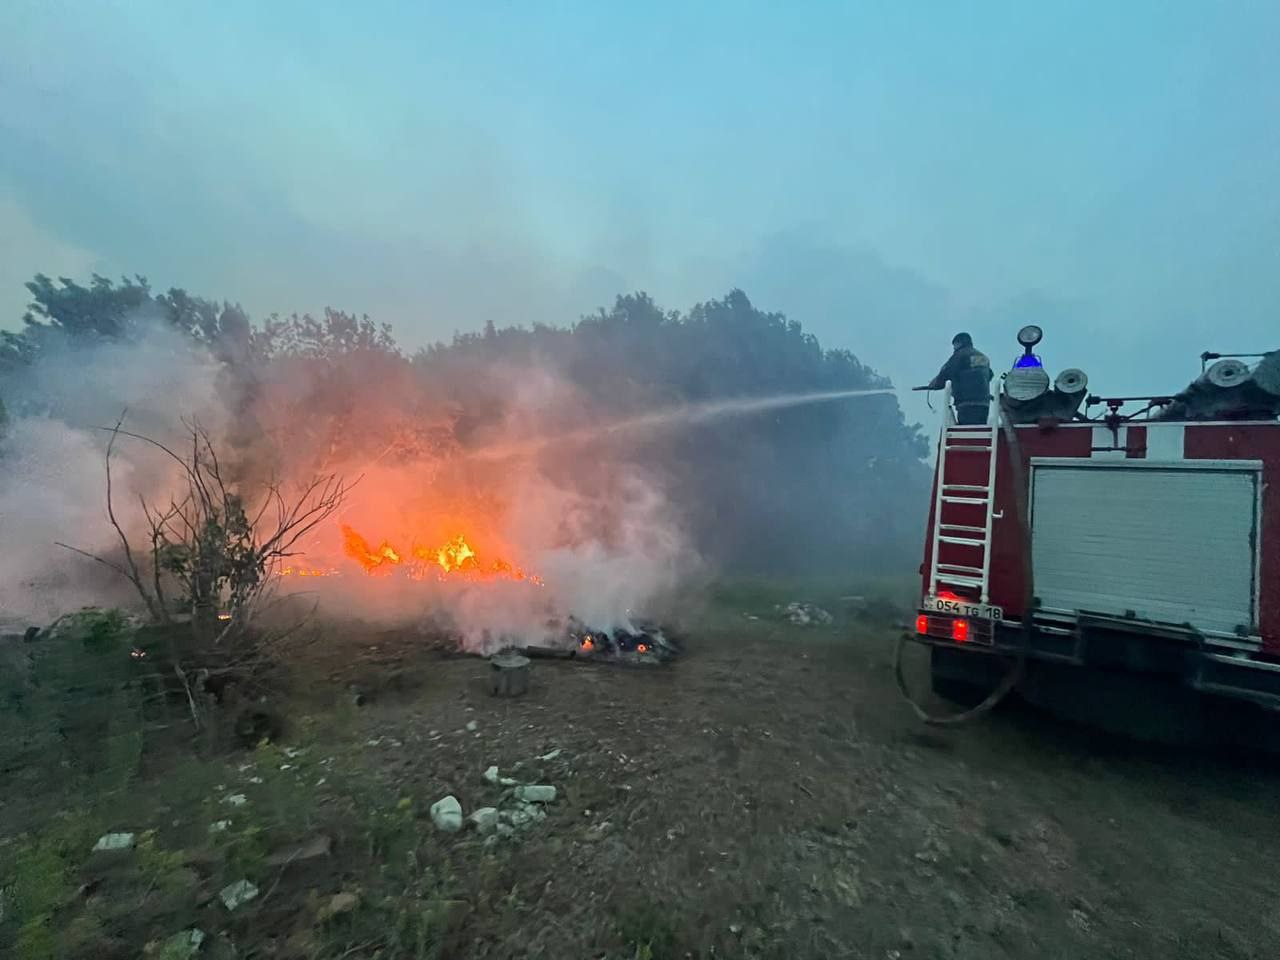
(279, 564), (338, 577)
(580, 636), (595, 651)
(339, 524), (540, 584)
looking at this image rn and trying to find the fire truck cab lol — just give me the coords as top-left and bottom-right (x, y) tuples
(916, 328), (1280, 735)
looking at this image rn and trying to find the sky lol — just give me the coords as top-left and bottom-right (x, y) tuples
(2, 0), (1277, 426)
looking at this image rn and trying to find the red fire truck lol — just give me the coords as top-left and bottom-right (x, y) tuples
(912, 327), (1280, 735)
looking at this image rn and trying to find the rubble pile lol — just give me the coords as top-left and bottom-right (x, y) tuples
(432, 759), (562, 844)
(778, 601), (834, 626)
(522, 616), (681, 664)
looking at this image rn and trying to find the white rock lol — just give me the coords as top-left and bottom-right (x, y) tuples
(465, 720), (479, 732)
(483, 765), (500, 784)
(224, 794), (248, 807)
(537, 748), (562, 762)
(504, 804), (544, 827)
(156, 929), (205, 959)
(514, 784), (556, 804)
(469, 807), (499, 835)
(430, 795), (464, 832)
(220, 879), (259, 911)
(209, 820), (231, 833)
(92, 832), (135, 852)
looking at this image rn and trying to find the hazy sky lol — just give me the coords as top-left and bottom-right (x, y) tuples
(2, 1), (1277, 424)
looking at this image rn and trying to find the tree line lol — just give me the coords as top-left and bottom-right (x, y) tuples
(1, 273), (930, 575)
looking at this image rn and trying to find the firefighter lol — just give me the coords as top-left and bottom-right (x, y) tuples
(916, 332), (994, 425)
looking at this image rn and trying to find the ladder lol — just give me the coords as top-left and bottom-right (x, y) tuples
(927, 384), (1000, 604)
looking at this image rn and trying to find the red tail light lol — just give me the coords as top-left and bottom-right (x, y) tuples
(915, 615), (929, 635)
(951, 618), (969, 643)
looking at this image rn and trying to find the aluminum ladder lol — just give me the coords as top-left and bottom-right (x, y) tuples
(926, 384), (999, 604)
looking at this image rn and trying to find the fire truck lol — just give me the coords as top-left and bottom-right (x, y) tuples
(912, 326), (1280, 735)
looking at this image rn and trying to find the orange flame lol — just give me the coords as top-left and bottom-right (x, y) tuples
(279, 564), (338, 578)
(340, 523), (540, 584)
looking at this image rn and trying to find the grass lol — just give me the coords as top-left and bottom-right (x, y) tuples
(0, 608), (460, 960)
(1, 576), (917, 959)
(705, 572), (917, 622)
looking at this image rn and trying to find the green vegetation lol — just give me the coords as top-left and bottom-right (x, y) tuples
(0, 613), (455, 959)
(2, 272), (928, 577)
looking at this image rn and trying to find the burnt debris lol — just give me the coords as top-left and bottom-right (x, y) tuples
(522, 617), (681, 664)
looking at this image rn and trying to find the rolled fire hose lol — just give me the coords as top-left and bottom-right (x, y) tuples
(894, 397), (1034, 726)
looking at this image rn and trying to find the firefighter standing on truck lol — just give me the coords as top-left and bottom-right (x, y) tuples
(917, 332), (994, 425)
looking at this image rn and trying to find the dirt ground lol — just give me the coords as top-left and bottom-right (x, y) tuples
(321, 607), (1280, 959)
(6, 595), (1280, 959)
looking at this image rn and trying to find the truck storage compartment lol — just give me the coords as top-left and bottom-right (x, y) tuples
(1029, 461), (1260, 638)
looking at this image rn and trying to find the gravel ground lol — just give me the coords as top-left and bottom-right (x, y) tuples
(332, 612), (1280, 959)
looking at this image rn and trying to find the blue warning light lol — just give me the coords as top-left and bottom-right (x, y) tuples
(1014, 354), (1043, 368)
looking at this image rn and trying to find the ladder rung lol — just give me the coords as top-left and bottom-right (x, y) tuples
(942, 484), (990, 492)
(944, 444), (991, 452)
(942, 495), (989, 504)
(938, 563), (984, 575)
(946, 425), (996, 432)
(940, 524), (985, 533)
(939, 535), (986, 547)
(937, 573), (983, 588)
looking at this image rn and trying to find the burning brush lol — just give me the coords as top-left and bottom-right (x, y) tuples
(525, 617), (681, 664)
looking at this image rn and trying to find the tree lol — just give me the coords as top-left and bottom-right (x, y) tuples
(56, 414), (353, 726)
(1, 274), (254, 372)
(254, 308), (397, 360)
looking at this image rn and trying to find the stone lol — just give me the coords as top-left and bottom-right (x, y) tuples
(430, 795), (464, 832)
(220, 879), (259, 911)
(483, 765), (500, 784)
(224, 793), (248, 807)
(465, 720), (479, 733)
(514, 784), (556, 804)
(208, 820), (231, 833)
(92, 832), (135, 853)
(504, 803), (546, 827)
(266, 834), (332, 866)
(469, 807), (500, 835)
(155, 928), (205, 960)
(326, 891), (359, 917)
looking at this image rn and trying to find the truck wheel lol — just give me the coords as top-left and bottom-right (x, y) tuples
(930, 646), (1004, 708)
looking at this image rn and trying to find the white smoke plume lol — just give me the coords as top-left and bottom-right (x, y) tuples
(0, 323), (230, 624)
(0, 319), (700, 648)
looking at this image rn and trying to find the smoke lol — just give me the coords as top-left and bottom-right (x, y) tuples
(255, 358), (700, 651)
(0, 322), (230, 623)
(0, 317), (699, 649)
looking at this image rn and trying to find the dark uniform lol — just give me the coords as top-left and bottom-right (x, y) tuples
(925, 337), (993, 425)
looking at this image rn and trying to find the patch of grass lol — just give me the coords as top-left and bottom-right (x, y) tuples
(617, 901), (681, 960)
(0, 809), (103, 960)
(705, 572), (918, 625)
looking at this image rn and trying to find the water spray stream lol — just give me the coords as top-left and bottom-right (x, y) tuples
(464, 387), (895, 462)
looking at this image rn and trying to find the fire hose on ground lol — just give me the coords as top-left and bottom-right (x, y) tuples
(894, 398), (1035, 726)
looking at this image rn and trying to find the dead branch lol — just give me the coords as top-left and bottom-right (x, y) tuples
(104, 412), (163, 622)
(54, 542), (130, 578)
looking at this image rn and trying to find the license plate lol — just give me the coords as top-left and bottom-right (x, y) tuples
(922, 596), (1004, 621)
